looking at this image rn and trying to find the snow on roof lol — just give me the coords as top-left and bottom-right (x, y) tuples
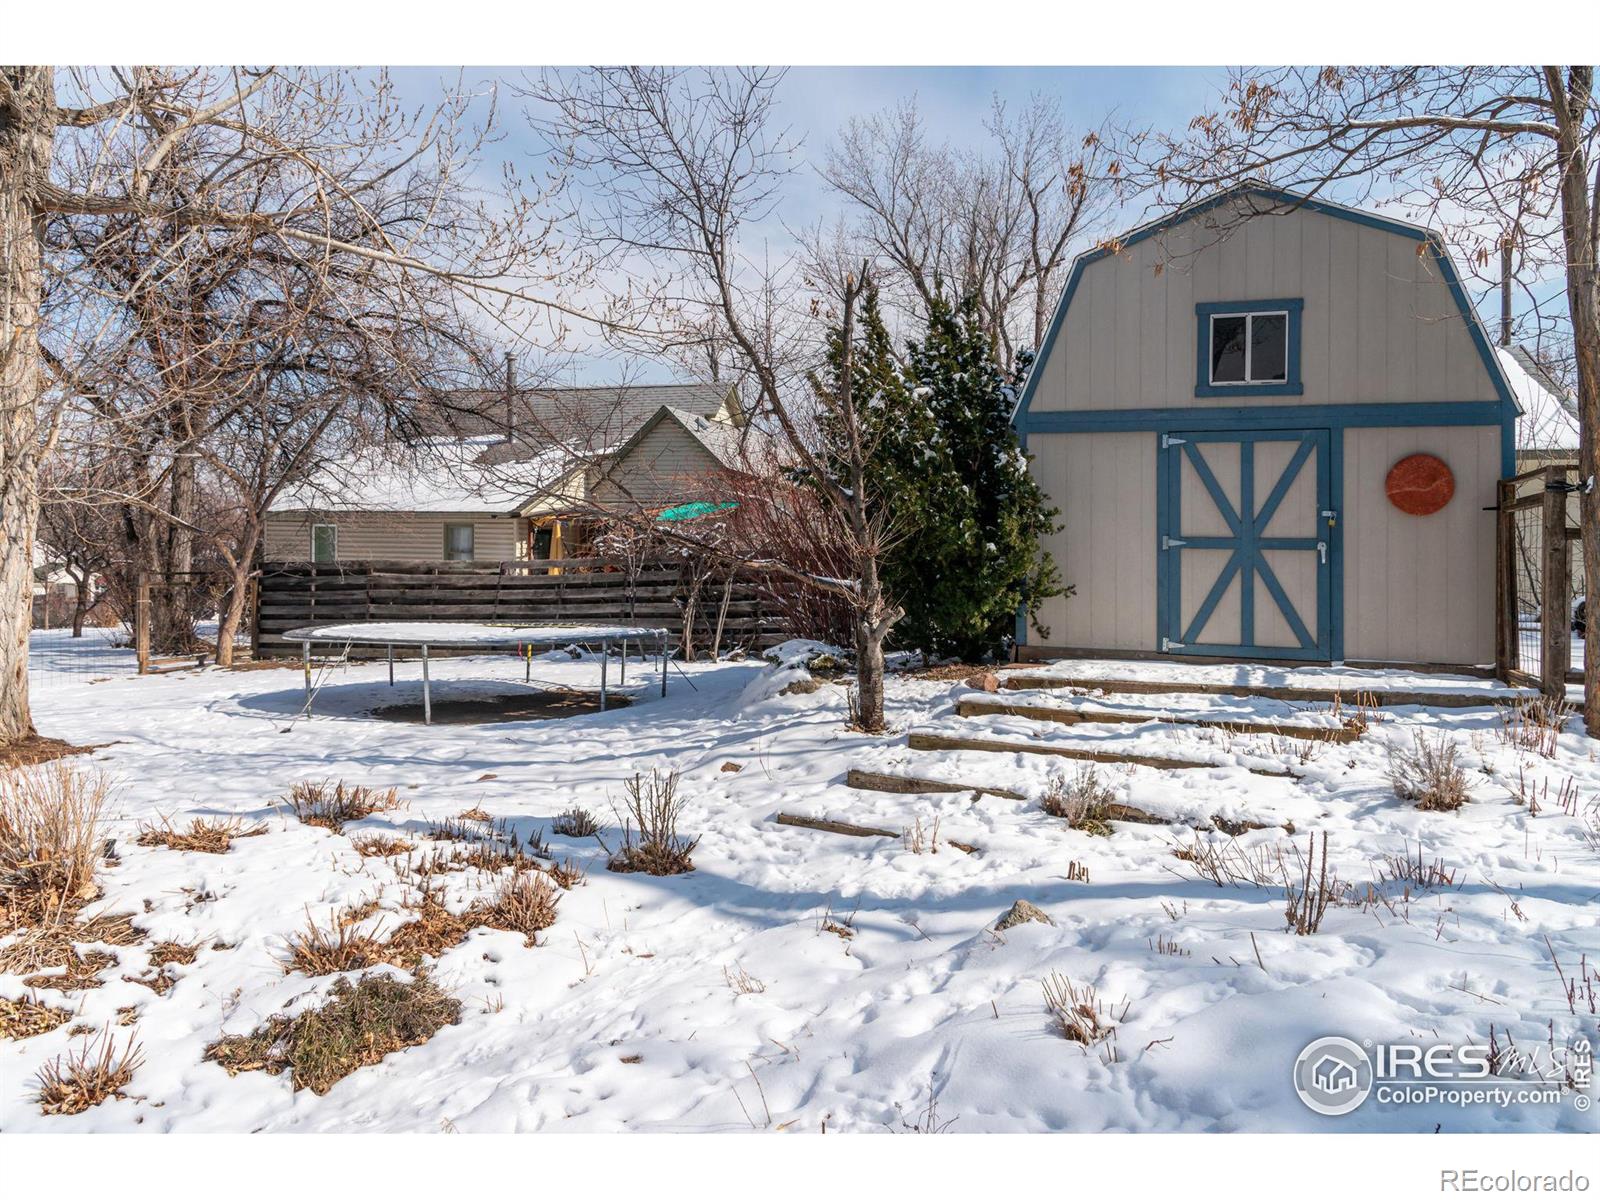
(1500, 345), (1578, 452)
(269, 436), (576, 515)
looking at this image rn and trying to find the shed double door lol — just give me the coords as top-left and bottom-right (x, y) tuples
(1159, 429), (1332, 661)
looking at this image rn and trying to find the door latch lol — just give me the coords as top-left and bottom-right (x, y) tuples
(1317, 540), (1327, 564)
(1321, 509), (1338, 528)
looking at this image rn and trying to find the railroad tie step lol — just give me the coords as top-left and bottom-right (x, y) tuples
(905, 730), (1297, 779)
(955, 697), (1359, 742)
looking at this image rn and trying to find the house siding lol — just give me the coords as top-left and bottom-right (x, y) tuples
(262, 511), (521, 562)
(589, 419), (727, 508)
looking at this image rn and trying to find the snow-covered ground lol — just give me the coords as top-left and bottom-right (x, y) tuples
(3, 634), (1598, 1133)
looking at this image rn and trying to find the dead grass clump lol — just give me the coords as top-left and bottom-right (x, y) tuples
(34, 1030), (144, 1115)
(205, 972), (460, 1095)
(136, 815), (266, 854)
(1497, 695), (1573, 758)
(0, 994), (72, 1040)
(458, 807), (492, 822)
(1388, 732), (1471, 812)
(281, 906), (389, 976)
(148, 940), (201, 968)
(551, 806), (599, 838)
(23, 948), (116, 992)
(724, 963), (766, 995)
(607, 770), (697, 876)
(384, 887), (475, 967)
(1038, 765), (1116, 836)
(472, 873), (560, 947)
(426, 817), (479, 843)
(902, 813), (942, 854)
(0, 912), (140, 976)
(283, 780), (402, 833)
(352, 834), (414, 858)
(544, 857), (586, 889)
(0, 762), (112, 930)
(1041, 971), (1127, 1048)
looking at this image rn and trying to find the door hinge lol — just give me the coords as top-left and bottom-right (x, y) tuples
(1162, 536), (1187, 551)
(1161, 434), (1187, 449)
(1161, 637), (1185, 652)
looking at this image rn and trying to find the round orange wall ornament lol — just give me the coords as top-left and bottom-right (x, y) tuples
(1386, 453), (1455, 516)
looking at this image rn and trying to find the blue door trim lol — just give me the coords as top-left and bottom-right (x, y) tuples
(1161, 428), (1332, 662)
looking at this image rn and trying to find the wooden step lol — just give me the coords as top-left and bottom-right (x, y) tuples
(956, 697), (1359, 742)
(906, 730), (1297, 778)
(844, 767), (1276, 833)
(999, 674), (1517, 709)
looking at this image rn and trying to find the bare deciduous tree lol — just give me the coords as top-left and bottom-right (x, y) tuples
(1, 65), (582, 741)
(820, 94), (1118, 370)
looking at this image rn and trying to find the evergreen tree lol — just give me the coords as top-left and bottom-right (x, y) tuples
(888, 292), (1061, 660)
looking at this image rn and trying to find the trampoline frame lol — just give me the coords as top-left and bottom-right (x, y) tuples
(282, 622), (671, 724)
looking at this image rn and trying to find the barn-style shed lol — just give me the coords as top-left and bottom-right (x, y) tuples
(1014, 185), (1520, 669)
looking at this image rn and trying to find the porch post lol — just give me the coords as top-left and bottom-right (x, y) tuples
(1541, 467), (1570, 697)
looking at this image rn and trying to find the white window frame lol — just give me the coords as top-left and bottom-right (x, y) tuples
(443, 522), (476, 561)
(310, 523), (338, 562)
(1208, 310), (1290, 386)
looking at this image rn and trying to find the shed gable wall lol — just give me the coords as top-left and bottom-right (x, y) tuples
(1028, 198), (1501, 414)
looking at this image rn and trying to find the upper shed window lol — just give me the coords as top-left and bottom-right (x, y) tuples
(1195, 299), (1304, 397)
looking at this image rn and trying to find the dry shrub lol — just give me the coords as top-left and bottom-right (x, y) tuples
(426, 817), (479, 843)
(352, 834), (414, 858)
(1498, 695), (1573, 758)
(551, 806), (599, 838)
(136, 815), (266, 854)
(1168, 834), (1286, 888)
(1389, 732), (1470, 812)
(0, 762), (112, 929)
(33, 1029), (144, 1115)
(281, 906), (389, 976)
(1041, 971), (1127, 1047)
(284, 780), (402, 833)
(902, 813), (941, 854)
(204, 973), (460, 1095)
(0, 994), (72, 1040)
(1283, 832), (1340, 935)
(1376, 841), (1459, 892)
(608, 770), (697, 876)
(458, 807), (491, 822)
(473, 873), (560, 947)
(1038, 765), (1116, 836)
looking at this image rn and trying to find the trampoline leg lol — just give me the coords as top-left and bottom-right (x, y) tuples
(387, 644), (393, 687)
(303, 641), (312, 715)
(600, 639), (609, 712)
(620, 638), (626, 685)
(525, 645), (531, 683)
(421, 644), (431, 725)
(660, 633), (668, 697)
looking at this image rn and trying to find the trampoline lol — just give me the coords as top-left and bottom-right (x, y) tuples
(282, 621), (670, 724)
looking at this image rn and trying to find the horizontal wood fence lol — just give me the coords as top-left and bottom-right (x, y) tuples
(253, 558), (788, 659)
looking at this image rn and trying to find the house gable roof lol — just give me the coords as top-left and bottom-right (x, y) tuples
(1013, 184), (1519, 429)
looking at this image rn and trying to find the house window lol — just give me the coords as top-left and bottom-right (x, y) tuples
(443, 523), (476, 561)
(310, 524), (337, 563)
(1196, 299), (1304, 397)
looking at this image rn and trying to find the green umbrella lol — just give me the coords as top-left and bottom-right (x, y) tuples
(655, 500), (738, 523)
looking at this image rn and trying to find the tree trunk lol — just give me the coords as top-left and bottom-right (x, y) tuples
(0, 67), (53, 745)
(853, 616), (887, 732)
(71, 573), (89, 637)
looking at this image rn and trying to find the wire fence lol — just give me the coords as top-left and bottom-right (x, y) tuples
(26, 625), (138, 692)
